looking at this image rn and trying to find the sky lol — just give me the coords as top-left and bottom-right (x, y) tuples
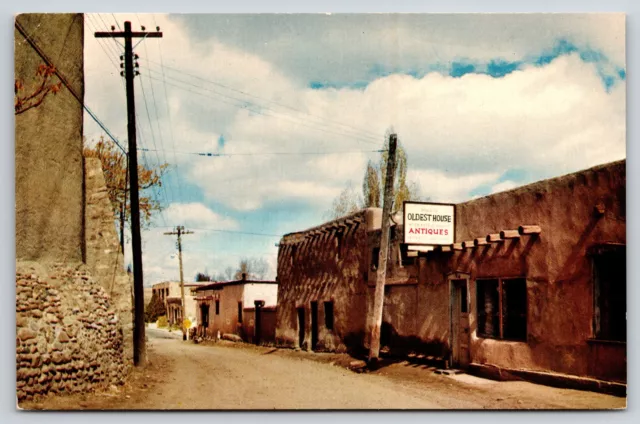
(83, 13), (626, 286)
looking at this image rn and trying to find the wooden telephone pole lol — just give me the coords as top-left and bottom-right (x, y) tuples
(164, 226), (194, 341)
(368, 133), (398, 364)
(95, 22), (163, 366)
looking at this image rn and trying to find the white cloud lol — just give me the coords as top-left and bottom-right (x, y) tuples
(163, 202), (238, 230)
(490, 180), (519, 194)
(408, 169), (501, 203)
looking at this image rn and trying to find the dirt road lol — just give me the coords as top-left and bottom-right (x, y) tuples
(25, 333), (626, 410)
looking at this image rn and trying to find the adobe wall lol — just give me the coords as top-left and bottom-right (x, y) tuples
(242, 308), (277, 345)
(15, 14), (84, 263)
(84, 157), (133, 367)
(16, 262), (127, 403)
(418, 160), (626, 382)
(275, 210), (373, 353)
(198, 285), (245, 337)
(243, 283), (278, 308)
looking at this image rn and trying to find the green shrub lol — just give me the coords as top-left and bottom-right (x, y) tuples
(145, 293), (166, 323)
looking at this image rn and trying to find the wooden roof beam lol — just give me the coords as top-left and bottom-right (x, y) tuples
(500, 230), (520, 240)
(519, 225), (542, 235)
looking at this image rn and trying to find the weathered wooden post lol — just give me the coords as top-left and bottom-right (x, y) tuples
(368, 133), (398, 365)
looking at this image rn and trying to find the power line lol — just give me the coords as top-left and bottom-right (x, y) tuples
(138, 147), (385, 157)
(151, 13), (185, 204)
(139, 57), (383, 141)
(138, 62), (176, 207)
(152, 225), (281, 237)
(142, 70), (381, 147)
(15, 19), (128, 154)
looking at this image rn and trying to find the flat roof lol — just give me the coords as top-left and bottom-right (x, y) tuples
(194, 279), (278, 291)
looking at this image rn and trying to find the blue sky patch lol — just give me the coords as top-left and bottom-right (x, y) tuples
(450, 62), (476, 78)
(307, 38), (625, 94)
(485, 59), (522, 78)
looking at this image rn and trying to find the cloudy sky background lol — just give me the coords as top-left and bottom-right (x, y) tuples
(83, 13), (625, 285)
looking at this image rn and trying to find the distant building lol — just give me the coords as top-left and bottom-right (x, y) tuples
(193, 274), (278, 344)
(276, 160), (626, 388)
(151, 281), (205, 326)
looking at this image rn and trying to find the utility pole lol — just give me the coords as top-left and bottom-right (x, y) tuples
(164, 226), (194, 341)
(95, 22), (163, 366)
(368, 133), (398, 365)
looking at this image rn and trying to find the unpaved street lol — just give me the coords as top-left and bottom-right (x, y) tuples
(26, 331), (626, 410)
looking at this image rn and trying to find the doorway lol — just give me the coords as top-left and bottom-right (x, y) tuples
(310, 301), (319, 350)
(200, 304), (209, 337)
(297, 307), (305, 348)
(254, 300), (264, 345)
(450, 278), (470, 368)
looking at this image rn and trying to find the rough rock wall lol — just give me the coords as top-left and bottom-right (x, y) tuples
(15, 14), (84, 262)
(16, 263), (126, 403)
(84, 157), (133, 365)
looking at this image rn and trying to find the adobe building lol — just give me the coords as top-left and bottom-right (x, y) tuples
(276, 160), (626, 390)
(193, 275), (278, 343)
(276, 209), (381, 353)
(151, 281), (203, 326)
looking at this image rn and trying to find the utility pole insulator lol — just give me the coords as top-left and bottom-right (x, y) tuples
(95, 21), (163, 368)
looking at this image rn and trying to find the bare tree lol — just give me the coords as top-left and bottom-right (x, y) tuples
(233, 257), (269, 280)
(325, 181), (362, 220)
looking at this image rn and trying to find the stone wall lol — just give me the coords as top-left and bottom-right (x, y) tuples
(16, 262), (127, 403)
(84, 157), (133, 365)
(15, 14), (85, 263)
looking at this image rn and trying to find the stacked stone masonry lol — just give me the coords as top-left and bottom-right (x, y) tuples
(16, 263), (127, 402)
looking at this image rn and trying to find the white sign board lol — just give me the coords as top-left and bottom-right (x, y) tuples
(403, 202), (455, 246)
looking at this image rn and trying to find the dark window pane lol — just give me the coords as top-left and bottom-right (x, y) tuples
(372, 247), (380, 270)
(502, 279), (527, 341)
(594, 250), (626, 342)
(324, 301), (334, 330)
(238, 302), (243, 323)
(477, 279), (499, 338)
(460, 284), (468, 313)
(215, 300), (220, 315)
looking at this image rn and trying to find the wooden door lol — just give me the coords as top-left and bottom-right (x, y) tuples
(451, 279), (470, 368)
(297, 307), (305, 348)
(310, 301), (318, 350)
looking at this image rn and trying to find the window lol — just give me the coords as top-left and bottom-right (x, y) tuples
(371, 247), (380, 270)
(477, 279), (500, 338)
(238, 302), (243, 323)
(460, 284), (468, 313)
(324, 301), (334, 330)
(476, 278), (527, 341)
(215, 300), (220, 315)
(593, 248), (626, 342)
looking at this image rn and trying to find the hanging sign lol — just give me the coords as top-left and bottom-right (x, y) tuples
(403, 201), (455, 245)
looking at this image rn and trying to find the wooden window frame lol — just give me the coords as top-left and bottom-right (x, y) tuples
(476, 277), (527, 342)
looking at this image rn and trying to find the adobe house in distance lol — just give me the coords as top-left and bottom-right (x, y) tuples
(275, 160), (626, 391)
(193, 275), (278, 343)
(151, 281), (204, 326)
